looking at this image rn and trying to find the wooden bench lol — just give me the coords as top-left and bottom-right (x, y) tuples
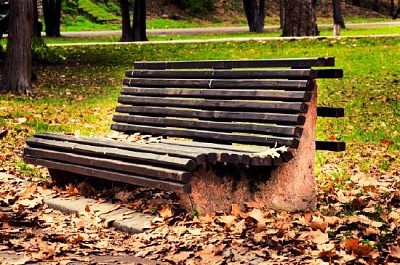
(24, 57), (345, 213)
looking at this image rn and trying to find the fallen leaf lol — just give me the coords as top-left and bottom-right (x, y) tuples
(19, 183), (37, 199)
(158, 206), (173, 220)
(344, 238), (373, 256)
(69, 234), (84, 244)
(389, 245), (400, 259)
(217, 215), (236, 228)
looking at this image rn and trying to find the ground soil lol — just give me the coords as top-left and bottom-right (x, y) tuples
(146, 0), (390, 22)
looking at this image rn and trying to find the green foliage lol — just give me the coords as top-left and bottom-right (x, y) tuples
(16, 161), (41, 179)
(32, 37), (65, 64)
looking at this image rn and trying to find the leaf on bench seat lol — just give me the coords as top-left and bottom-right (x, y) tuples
(251, 146), (288, 159)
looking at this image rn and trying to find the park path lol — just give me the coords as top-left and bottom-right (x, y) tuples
(59, 21), (400, 38)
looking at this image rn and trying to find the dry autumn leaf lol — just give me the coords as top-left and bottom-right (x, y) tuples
(19, 183), (37, 199)
(344, 238), (373, 256)
(389, 245), (400, 259)
(158, 206), (173, 220)
(217, 215), (236, 228)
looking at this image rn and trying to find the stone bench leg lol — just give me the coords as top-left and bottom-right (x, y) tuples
(179, 81), (317, 214)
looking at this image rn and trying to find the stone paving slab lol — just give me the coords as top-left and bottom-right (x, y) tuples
(44, 197), (153, 234)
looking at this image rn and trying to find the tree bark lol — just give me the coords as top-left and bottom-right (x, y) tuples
(132, 0), (147, 41)
(120, 0), (133, 42)
(332, 0), (345, 36)
(1, 0), (34, 95)
(33, 0), (41, 37)
(42, 0), (61, 37)
(282, 0), (318, 37)
(243, 0), (265, 33)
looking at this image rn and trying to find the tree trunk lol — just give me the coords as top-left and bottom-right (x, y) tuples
(279, 0), (284, 29)
(243, 0), (265, 32)
(282, 0), (318, 37)
(132, 0), (147, 41)
(332, 0), (345, 36)
(33, 0), (41, 37)
(42, 0), (61, 37)
(120, 0), (133, 42)
(393, 6), (400, 19)
(372, 0), (380, 12)
(1, 0), (34, 95)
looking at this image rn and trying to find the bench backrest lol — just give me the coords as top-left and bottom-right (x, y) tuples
(111, 57), (342, 149)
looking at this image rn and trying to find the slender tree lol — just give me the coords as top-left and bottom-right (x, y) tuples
(282, 0), (318, 37)
(42, 0), (62, 37)
(332, 0), (345, 36)
(243, 0), (266, 32)
(120, 0), (147, 42)
(120, 0), (132, 41)
(33, 0), (42, 37)
(133, 0), (147, 41)
(1, 0), (34, 95)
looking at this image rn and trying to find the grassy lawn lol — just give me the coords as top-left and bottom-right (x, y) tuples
(1, 36), (399, 178)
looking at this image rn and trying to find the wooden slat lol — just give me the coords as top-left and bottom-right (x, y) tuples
(23, 157), (191, 193)
(113, 115), (303, 137)
(133, 57), (335, 70)
(33, 132), (206, 163)
(126, 69), (343, 79)
(120, 87), (312, 102)
(26, 137), (196, 171)
(110, 123), (299, 148)
(118, 96), (308, 113)
(122, 78), (313, 91)
(116, 106), (306, 125)
(317, 107), (345, 117)
(160, 139), (266, 153)
(24, 147), (191, 183)
(33, 133), (276, 166)
(316, 141), (346, 151)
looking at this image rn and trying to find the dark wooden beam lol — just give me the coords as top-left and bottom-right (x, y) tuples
(317, 107), (345, 117)
(133, 57), (335, 69)
(316, 141), (346, 151)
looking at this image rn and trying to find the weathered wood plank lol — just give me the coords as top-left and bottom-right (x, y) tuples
(33, 132), (206, 163)
(115, 106), (306, 125)
(112, 115), (303, 137)
(23, 157), (191, 193)
(126, 69), (342, 79)
(111, 123), (299, 148)
(317, 107), (345, 117)
(26, 137), (196, 171)
(24, 147), (191, 183)
(120, 87), (312, 102)
(118, 96), (308, 113)
(316, 141), (346, 151)
(133, 57), (335, 70)
(122, 78), (313, 91)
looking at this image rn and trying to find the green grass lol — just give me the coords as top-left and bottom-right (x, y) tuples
(2, 24), (396, 47)
(0, 36), (399, 180)
(75, 0), (119, 23)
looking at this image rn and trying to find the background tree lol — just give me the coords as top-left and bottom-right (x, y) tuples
(42, 0), (62, 37)
(332, 0), (345, 36)
(120, 0), (147, 42)
(33, 0), (42, 37)
(282, 0), (318, 37)
(1, 0), (34, 95)
(243, 0), (265, 32)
